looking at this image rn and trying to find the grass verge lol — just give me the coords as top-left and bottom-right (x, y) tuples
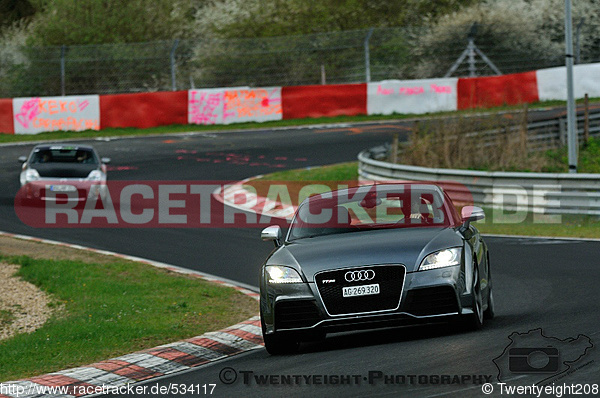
(0, 236), (257, 382)
(258, 161), (359, 181)
(396, 110), (600, 173)
(254, 163), (600, 239)
(1, 98), (598, 144)
(473, 209), (600, 239)
(544, 138), (600, 173)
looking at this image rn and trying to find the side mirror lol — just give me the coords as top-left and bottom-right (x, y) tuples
(101, 157), (111, 164)
(261, 225), (282, 247)
(461, 206), (485, 229)
(18, 156), (27, 163)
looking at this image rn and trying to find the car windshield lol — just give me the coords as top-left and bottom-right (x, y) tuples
(31, 148), (97, 165)
(287, 184), (458, 241)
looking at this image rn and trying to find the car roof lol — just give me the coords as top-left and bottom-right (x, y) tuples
(32, 144), (95, 151)
(300, 183), (445, 206)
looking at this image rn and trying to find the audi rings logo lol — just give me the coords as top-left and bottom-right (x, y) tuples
(345, 269), (375, 282)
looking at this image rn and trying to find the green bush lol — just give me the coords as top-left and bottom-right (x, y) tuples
(413, 0), (600, 78)
(28, 0), (196, 46)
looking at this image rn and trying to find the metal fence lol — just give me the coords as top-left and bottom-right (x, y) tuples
(1, 23), (600, 97)
(401, 106), (600, 153)
(359, 147), (600, 215)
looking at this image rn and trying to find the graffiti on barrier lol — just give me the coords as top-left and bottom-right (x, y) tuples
(14, 98), (41, 129)
(188, 88), (283, 125)
(376, 84), (453, 96)
(13, 95), (100, 135)
(368, 79), (459, 115)
(189, 91), (223, 125)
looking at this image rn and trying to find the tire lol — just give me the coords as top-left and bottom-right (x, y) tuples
(483, 287), (495, 320)
(260, 310), (299, 355)
(464, 268), (484, 331)
(483, 254), (495, 320)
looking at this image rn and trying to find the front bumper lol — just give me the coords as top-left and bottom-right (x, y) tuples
(19, 180), (106, 202)
(261, 265), (472, 337)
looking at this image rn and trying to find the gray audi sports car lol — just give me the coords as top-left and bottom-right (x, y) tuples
(259, 183), (493, 355)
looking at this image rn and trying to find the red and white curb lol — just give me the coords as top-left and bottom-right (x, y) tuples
(0, 231), (263, 398)
(214, 176), (381, 222)
(215, 177), (296, 221)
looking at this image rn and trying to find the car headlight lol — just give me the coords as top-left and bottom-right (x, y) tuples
(87, 170), (103, 181)
(419, 248), (461, 271)
(23, 169), (40, 184)
(265, 266), (303, 284)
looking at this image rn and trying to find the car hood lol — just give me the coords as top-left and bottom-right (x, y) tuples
(267, 227), (464, 280)
(30, 163), (98, 178)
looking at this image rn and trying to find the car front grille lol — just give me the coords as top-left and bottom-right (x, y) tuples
(274, 300), (322, 329)
(403, 286), (459, 316)
(315, 265), (405, 316)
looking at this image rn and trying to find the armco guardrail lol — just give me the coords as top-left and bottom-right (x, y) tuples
(358, 146), (600, 216)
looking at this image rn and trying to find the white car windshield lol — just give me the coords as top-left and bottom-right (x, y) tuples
(31, 148), (98, 165)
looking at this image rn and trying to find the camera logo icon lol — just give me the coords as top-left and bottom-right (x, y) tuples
(508, 347), (560, 373)
(494, 329), (594, 384)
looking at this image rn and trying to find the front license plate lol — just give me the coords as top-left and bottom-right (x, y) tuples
(342, 283), (380, 298)
(50, 185), (77, 192)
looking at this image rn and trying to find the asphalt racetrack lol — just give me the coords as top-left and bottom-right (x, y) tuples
(1, 120), (599, 397)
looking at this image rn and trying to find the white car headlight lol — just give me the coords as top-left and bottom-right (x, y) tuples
(419, 248), (461, 271)
(87, 170), (104, 181)
(265, 266), (303, 284)
(23, 169), (40, 184)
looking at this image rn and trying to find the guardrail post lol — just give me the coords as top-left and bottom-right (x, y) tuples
(559, 118), (567, 146)
(520, 103), (529, 152)
(565, 0), (578, 173)
(390, 133), (399, 164)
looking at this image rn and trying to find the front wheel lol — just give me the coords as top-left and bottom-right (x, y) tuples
(483, 255), (495, 320)
(462, 268), (484, 331)
(483, 288), (495, 320)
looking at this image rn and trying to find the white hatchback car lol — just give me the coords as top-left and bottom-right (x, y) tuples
(19, 144), (110, 202)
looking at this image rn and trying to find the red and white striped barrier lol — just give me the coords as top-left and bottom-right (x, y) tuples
(1, 63), (599, 135)
(367, 78), (458, 115)
(189, 87), (282, 125)
(536, 63), (600, 101)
